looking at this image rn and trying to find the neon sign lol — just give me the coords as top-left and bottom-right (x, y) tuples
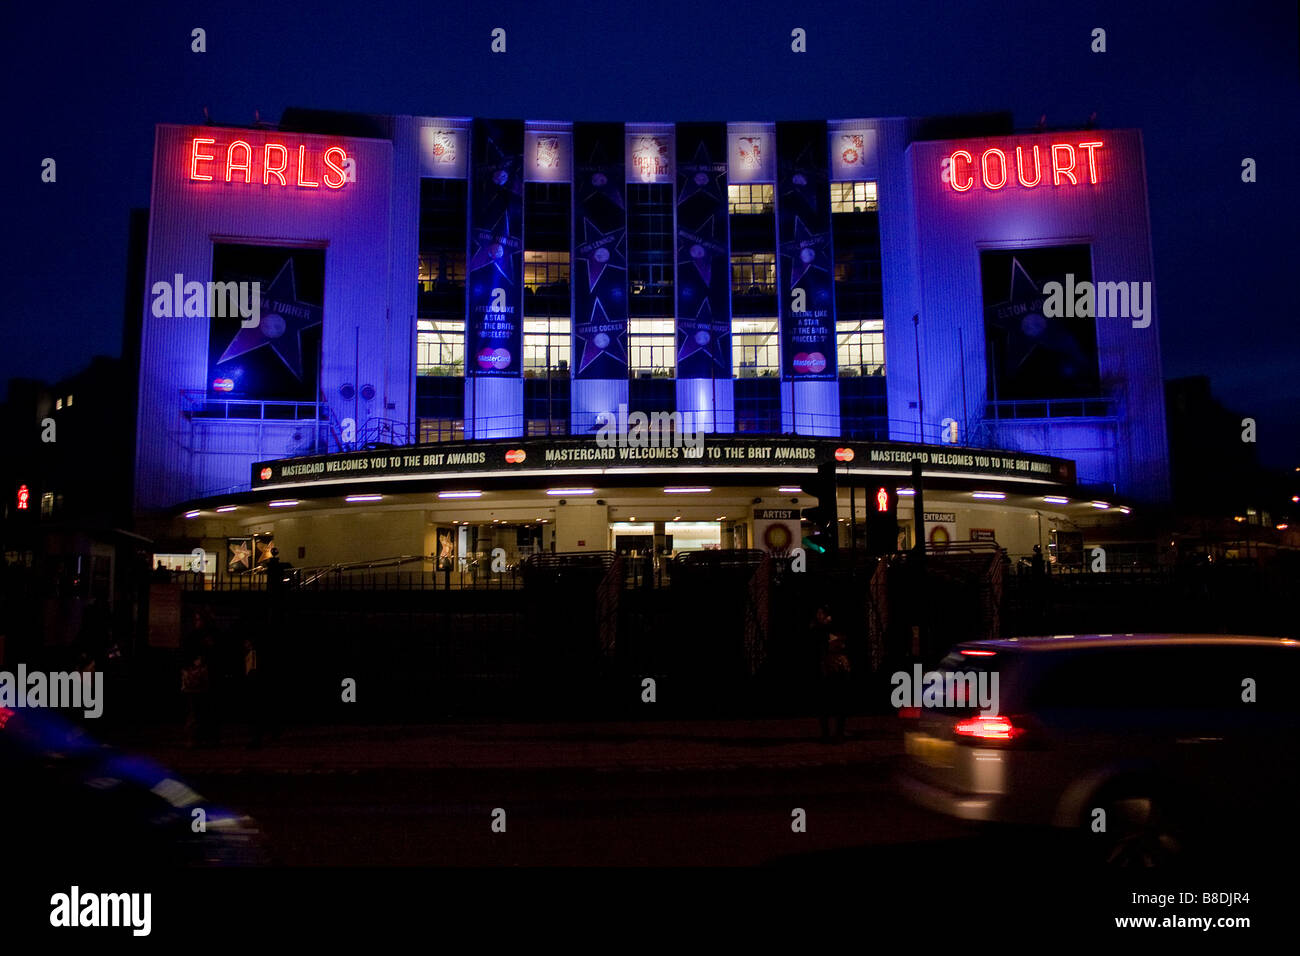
(946, 141), (1103, 192)
(188, 137), (349, 189)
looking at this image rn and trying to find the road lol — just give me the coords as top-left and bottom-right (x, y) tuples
(186, 753), (1007, 866)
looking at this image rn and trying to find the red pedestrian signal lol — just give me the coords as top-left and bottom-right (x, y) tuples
(876, 486), (889, 512)
(16, 484), (29, 510)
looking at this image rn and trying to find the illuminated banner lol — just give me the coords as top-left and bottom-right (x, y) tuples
(945, 139), (1105, 193)
(675, 123), (732, 381)
(251, 438), (1076, 489)
(776, 121), (837, 382)
(980, 245), (1100, 400)
(207, 244), (323, 400)
(188, 134), (349, 189)
(572, 123), (628, 380)
(467, 119), (524, 378)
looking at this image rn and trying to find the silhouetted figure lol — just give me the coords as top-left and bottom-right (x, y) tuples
(243, 638), (276, 748)
(265, 549), (284, 593)
(811, 605), (851, 742)
(153, 561), (172, 583)
(181, 653), (212, 747)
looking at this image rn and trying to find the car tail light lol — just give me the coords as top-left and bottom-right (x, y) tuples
(953, 714), (1022, 740)
(0, 707), (13, 730)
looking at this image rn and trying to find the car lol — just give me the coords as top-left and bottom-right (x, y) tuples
(895, 634), (1300, 866)
(0, 704), (268, 866)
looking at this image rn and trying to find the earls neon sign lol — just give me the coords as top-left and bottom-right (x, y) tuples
(945, 141), (1104, 192)
(188, 137), (350, 189)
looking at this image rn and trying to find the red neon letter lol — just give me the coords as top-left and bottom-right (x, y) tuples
(1051, 144), (1077, 185)
(1077, 141), (1103, 184)
(296, 145), (320, 188)
(980, 148), (1008, 190)
(226, 140), (253, 184)
(190, 138), (216, 181)
(263, 143), (289, 185)
(322, 147), (347, 189)
(1015, 144), (1042, 187)
(949, 150), (974, 191)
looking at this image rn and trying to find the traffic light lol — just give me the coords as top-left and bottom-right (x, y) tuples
(800, 461), (839, 558)
(865, 483), (899, 557)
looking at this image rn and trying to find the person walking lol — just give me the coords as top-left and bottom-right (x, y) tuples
(243, 638), (268, 748)
(811, 605), (852, 743)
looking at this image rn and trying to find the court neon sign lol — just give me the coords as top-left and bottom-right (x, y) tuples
(945, 141), (1104, 193)
(188, 137), (349, 189)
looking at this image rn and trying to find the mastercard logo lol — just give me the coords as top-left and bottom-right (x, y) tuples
(212, 378), (235, 392)
(834, 447), (855, 462)
(259, 467), (273, 481)
(505, 449), (526, 464)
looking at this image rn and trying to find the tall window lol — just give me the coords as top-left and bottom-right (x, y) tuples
(628, 183), (674, 314)
(628, 318), (675, 377)
(731, 253), (776, 295)
(523, 317), (571, 376)
(732, 319), (779, 378)
(418, 252), (465, 291)
(417, 319), (464, 376)
(830, 181), (878, 213)
(728, 183), (774, 215)
(523, 251), (570, 293)
(836, 319), (885, 376)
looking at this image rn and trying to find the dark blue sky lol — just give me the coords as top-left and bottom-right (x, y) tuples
(4, 0), (1297, 465)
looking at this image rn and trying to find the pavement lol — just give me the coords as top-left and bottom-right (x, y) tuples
(108, 715), (907, 774)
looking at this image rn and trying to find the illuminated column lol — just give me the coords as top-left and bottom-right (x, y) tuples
(465, 118), (524, 438)
(570, 122), (629, 434)
(776, 120), (839, 435)
(674, 122), (734, 433)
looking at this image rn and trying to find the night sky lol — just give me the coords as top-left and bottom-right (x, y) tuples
(4, 0), (1297, 466)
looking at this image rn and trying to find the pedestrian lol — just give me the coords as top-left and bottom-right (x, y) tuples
(265, 548), (284, 593)
(811, 605), (852, 743)
(181, 653), (211, 747)
(243, 638), (268, 748)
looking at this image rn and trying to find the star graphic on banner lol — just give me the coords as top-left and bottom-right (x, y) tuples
(468, 211), (521, 284)
(678, 215), (727, 287)
(227, 540), (251, 572)
(779, 142), (826, 212)
(578, 142), (625, 209)
(575, 299), (627, 374)
(217, 260), (323, 379)
(780, 216), (830, 288)
(255, 538), (276, 565)
(986, 256), (1089, 376)
(576, 218), (626, 292)
(677, 141), (727, 203)
(479, 133), (522, 195)
(677, 299), (728, 370)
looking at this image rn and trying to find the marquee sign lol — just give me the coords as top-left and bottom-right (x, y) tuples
(249, 438), (1076, 490)
(188, 136), (350, 189)
(946, 140), (1104, 193)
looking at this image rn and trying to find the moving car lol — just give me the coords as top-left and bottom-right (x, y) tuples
(896, 634), (1300, 865)
(0, 704), (267, 866)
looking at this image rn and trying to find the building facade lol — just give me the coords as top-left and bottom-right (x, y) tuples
(132, 109), (1169, 575)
